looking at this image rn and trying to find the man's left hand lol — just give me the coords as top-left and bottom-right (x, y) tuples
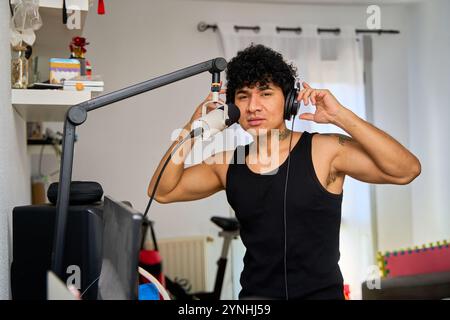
(297, 82), (344, 124)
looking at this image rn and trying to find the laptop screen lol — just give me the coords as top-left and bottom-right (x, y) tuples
(97, 196), (142, 300)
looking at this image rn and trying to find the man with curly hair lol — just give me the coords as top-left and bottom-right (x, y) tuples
(148, 44), (421, 300)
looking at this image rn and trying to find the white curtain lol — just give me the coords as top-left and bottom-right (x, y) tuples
(218, 22), (373, 300)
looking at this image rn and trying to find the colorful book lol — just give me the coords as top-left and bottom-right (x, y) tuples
(49, 58), (80, 84)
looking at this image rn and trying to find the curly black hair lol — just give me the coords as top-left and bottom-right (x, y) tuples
(225, 44), (298, 104)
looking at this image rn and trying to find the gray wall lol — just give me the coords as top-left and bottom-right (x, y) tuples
(408, 0), (450, 245)
(369, 5), (413, 251)
(0, 2), (31, 300)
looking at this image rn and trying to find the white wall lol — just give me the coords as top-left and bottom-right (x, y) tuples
(408, 0), (450, 246)
(76, 0), (414, 241)
(370, 11), (414, 252)
(3, 0), (445, 300)
(59, 0), (416, 298)
(0, 2), (31, 300)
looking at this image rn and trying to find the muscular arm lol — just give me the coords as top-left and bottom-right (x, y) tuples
(147, 123), (225, 203)
(154, 160), (224, 203)
(329, 108), (421, 185)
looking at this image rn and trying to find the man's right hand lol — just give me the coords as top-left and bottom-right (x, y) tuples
(149, 89), (229, 204)
(187, 89), (227, 126)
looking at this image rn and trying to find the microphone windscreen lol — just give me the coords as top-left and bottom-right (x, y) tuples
(225, 103), (240, 126)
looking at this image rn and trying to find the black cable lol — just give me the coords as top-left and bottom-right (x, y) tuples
(283, 120), (295, 300)
(38, 144), (45, 177)
(80, 275), (99, 298)
(143, 127), (202, 218)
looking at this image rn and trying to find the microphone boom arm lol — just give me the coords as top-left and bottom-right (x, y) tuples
(52, 58), (227, 277)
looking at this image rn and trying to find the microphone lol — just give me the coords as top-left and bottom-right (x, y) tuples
(192, 102), (240, 139)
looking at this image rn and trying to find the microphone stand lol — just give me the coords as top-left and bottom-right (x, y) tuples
(51, 58), (227, 278)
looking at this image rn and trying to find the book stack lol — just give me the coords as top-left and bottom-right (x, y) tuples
(63, 75), (104, 93)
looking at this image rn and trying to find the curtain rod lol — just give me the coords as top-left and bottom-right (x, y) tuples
(197, 22), (399, 35)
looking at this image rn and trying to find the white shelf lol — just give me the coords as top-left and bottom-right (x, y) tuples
(39, 0), (89, 11)
(12, 89), (95, 122)
(11, 0), (97, 122)
(11, 0), (89, 11)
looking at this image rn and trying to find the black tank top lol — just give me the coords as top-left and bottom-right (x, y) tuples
(226, 131), (344, 299)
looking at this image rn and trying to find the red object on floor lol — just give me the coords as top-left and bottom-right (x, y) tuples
(139, 249), (166, 300)
(98, 0), (105, 15)
(344, 284), (350, 300)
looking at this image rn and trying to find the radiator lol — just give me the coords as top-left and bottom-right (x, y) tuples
(147, 235), (214, 293)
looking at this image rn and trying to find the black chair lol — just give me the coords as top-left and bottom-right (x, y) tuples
(11, 182), (104, 300)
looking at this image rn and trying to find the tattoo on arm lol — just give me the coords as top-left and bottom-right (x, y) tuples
(337, 134), (352, 146)
(323, 133), (352, 146)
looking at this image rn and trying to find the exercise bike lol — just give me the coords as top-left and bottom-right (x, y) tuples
(140, 216), (240, 300)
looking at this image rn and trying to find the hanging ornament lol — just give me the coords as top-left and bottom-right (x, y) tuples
(10, 0), (43, 47)
(62, 0), (68, 24)
(98, 0), (105, 15)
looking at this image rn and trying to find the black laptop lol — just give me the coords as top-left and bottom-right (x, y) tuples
(97, 196), (143, 300)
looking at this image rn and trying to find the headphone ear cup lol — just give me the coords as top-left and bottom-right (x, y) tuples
(284, 88), (300, 120)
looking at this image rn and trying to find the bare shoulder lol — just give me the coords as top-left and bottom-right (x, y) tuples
(314, 132), (353, 146)
(311, 133), (355, 171)
(205, 149), (235, 166)
(205, 149), (236, 188)
(316, 132), (354, 153)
